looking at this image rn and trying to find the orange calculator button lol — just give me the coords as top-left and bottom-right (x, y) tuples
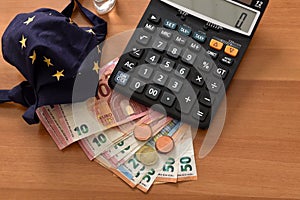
(209, 39), (224, 51)
(225, 45), (239, 57)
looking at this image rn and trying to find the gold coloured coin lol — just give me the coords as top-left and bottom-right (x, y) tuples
(133, 124), (152, 141)
(135, 145), (158, 166)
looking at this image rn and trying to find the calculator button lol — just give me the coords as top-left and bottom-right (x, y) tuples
(153, 71), (168, 86)
(188, 42), (201, 52)
(182, 49), (197, 65)
(199, 59), (214, 72)
(145, 51), (161, 65)
(178, 25), (192, 36)
(191, 73), (204, 87)
(159, 29), (173, 40)
(164, 19), (177, 30)
(193, 31), (207, 43)
(130, 48), (144, 59)
(167, 44), (182, 59)
(130, 78), (146, 93)
(206, 50), (219, 59)
(148, 14), (161, 24)
(145, 85), (161, 100)
(213, 67), (228, 80)
(209, 39), (224, 51)
(221, 56), (234, 66)
(175, 64), (190, 78)
(160, 92), (176, 107)
(174, 35), (187, 46)
(138, 65), (154, 79)
(122, 59), (137, 71)
(168, 78), (183, 93)
(192, 107), (209, 122)
(144, 23), (156, 33)
(137, 33), (151, 46)
(114, 71), (130, 86)
(175, 86), (198, 114)
(200, 92), (214, 107)
(160, 57), (175, 72)
(152, 39), (168, 52)
(225, 45), (239, 57)
(207, 79), (223, 93)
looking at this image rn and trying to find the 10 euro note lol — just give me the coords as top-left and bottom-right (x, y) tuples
(37, 58), (149, 149)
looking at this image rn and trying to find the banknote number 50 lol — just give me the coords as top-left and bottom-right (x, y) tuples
(180, 157), (192, 172)
(74, 124), (89, 136)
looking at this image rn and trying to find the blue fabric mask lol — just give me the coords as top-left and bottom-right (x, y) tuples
(0, 0), (107, 124)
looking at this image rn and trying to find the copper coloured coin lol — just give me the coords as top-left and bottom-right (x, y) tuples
(133, 124), (152, 141)
(155, 136), (175, 154)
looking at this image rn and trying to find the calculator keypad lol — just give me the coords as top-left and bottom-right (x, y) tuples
(109, 13), (242, 129)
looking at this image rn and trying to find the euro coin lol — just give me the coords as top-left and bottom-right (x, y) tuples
(135, 145), (158, 166)
(133, 124), (152, 141)
(155, 136), (174, 154)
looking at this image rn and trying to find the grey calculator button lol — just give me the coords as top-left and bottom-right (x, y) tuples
(160, 92), (176, 107)
(137, 33), (151, 46)
(160, 58), (175, 72)
(130, 78), (146, 93)
(152, 39), (168, 52)
(153, 71), (168, 85)
(168, 78), (183, 93)
(159, 29), (173, 39)
(174, 35), (187, 46)
(175, 64), (190, 78)
(138, 65), (154, 79)
(182, 49), (197, 65)
(167, 44), (182, 59)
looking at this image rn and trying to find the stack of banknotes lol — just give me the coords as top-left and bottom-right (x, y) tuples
(36, 58), (198, 193)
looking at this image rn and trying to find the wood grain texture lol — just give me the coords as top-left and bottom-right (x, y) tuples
(0, 0), (300, 199)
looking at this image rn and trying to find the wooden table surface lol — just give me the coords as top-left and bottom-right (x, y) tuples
(1, 0), (300, 199)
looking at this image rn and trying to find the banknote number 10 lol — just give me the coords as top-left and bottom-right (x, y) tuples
(74, 124), (89, 136)
(92, 134), (107, 147)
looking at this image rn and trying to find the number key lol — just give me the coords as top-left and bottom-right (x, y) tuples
(175, 64), (190, 78)
(160, 57), (175, 72)
(138, 65), (153, 79)
(145, 51), (161, 65)
(153, 71), (168, 85)
(146, 85), (161, 100)
(167, 78), (183, 93)
(167, 44), (182, 59)
(130, 78), (146, 93)
(182, 49), (197, 65)
(152, 39), (168, 52)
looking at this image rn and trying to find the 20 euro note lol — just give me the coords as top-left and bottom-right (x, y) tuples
(37, 58), (149, 149)
(98, 120), (181, 188)
(136, 124), (190, 193)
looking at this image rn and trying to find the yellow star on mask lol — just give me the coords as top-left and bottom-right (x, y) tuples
(52, 70), (64, 81)
(43, 56), (54, 67)
(93, 61), (100, 74)
(19, 35), (27, 49)
(29, 50), (36, 64)
(86, 28), (95, 35)
(23, 16), (35, 25)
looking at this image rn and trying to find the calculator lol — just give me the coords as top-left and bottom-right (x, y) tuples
(108, 0), (269, 129)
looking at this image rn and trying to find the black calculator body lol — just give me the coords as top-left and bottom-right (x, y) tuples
(108, 0), (269, 129)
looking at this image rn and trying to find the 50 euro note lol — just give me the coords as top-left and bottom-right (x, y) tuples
(137, 124), (191, 193)
(96, 113), (172, 168)
(37, 58), (149, 150)
(98, 120), (181, 188)
(156, 124), (197, 183)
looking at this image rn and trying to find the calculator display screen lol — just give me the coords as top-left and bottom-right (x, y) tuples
(161, 0), (260, 36)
